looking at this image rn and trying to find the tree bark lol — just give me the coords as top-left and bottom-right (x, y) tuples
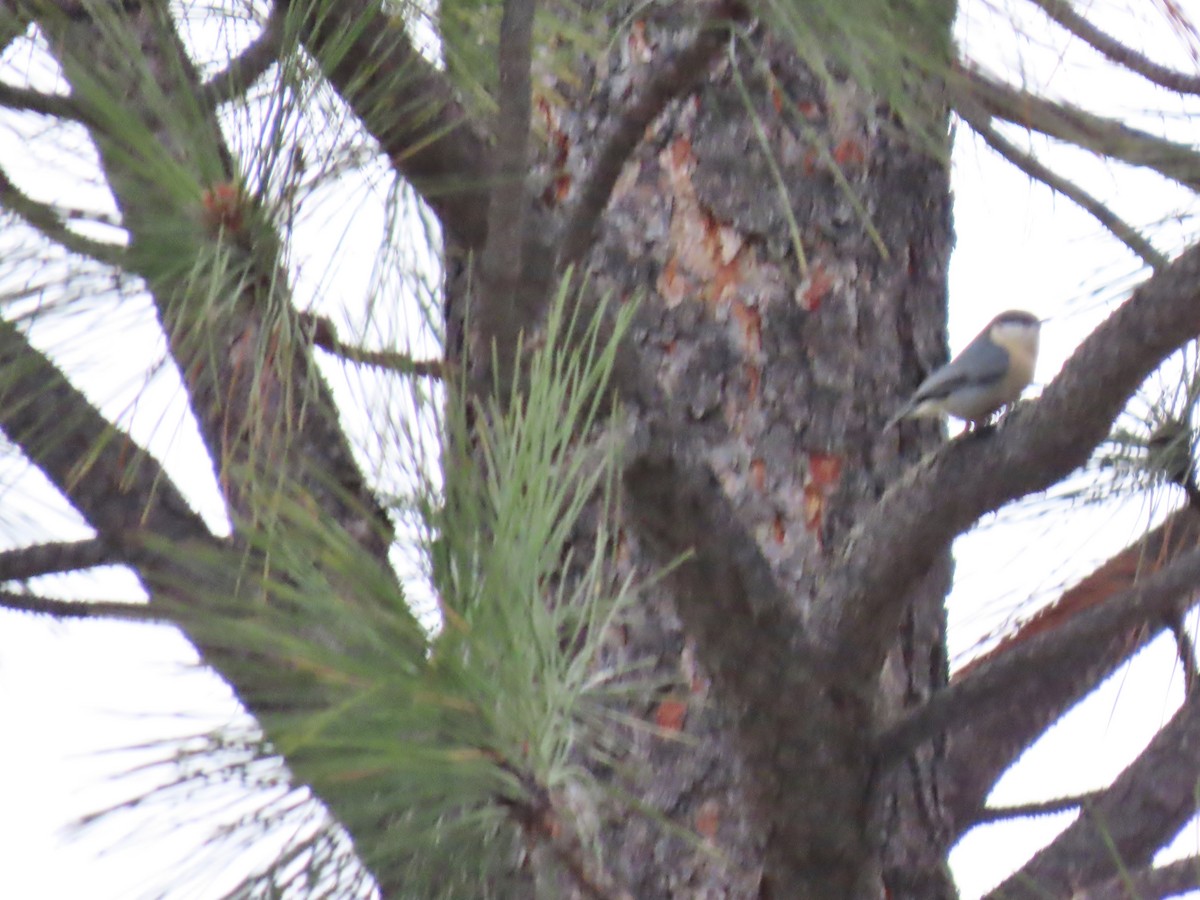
(444, 13), (959, 894)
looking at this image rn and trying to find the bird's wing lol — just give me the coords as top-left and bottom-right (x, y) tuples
(911, 335), (1010, 403)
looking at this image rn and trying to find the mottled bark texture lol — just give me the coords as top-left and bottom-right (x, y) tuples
(443, 13), (958, 896)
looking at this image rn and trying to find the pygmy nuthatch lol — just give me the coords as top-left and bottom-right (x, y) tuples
(886, 310), (1041, 429)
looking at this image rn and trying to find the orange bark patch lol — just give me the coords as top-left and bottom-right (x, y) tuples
(654, 698), (688, 732)
(772, 512), (786, 544)
(799, 263), (835, 311)
(750, 457), (767, 492)
(537, 97), (572, 206)
(770, 81), (783, 114)
(659, 255), (689, 306)
(802, 452), (843, 539)
(797, 100), (822, 120)
(711, 248), (742, 301)
(695, 799), (720, 839)
(833, 138), (866, 170)
(731, 301), (762, 355)
(808, 453), (842, 488)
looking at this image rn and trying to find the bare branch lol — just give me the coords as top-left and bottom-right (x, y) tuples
(952, 64), (1200, 192)
(959, 103), (1168, 271)
(0, 80), (85, 120)
(283, 0), (492, 248)
(940, 507), (1200, 832)
(0, 8), (82, 122)
(987, 689), (1200, 898)
(320, 345), (443, 378)
(299, 312), (444, 376)
(817, 239), (1200, 700)
(0, 538), (126, 581)
(558, 2), (745, 265)
(1076, 856), (1200, 900)
(974, 790), (1102, 823)
(879, 540), (1200, 764)
(0, 163), (125, 266)
(1029, 0), (1200, 96)
(476, 0), (536, 372)
(0, 318), (208, 543)
(0, 589), (163, 622)
(201, 7), (283, 106)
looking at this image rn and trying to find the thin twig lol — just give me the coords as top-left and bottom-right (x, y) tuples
(559, 1), (746, 265)
(959, 103), (1168, 271)
(1030, 0), (1200, 95)
(0, 537), (126, 581)
(972, 789), (1102, 824)
(202, 8), (284, 107)
(301, 313), (445, 377)
(953, 63), (1200, 192)
(0, 589), (164, 622)
(325, 345), (445, 378)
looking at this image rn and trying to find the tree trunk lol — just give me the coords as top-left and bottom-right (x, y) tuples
(446, 16), (959, 897)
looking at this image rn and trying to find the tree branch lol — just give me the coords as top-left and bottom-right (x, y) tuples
(39, 1), (396, 564)
(301, 312), (445, 377)
(952, 63), (1200, 192)
(959, 103), (1168, 271)
(0, 79), (86, 120)
(937, 507), (1200, 831)
(878, 538), (1200, 766)
(557, 2), (744, 265)
(0, 318), (209, 544)
(0, 589), (163, 622)
(476, 0), (536, 374)
(821, 239), (1200, 709)
(0, 163), (125, 266)
(1029, 0), (1200, 96)
(0, 537), (127, 581)
(1076, 856), (1200, 900)
(974, 790), (1102, 823)
(283, 0), (492, 248)
(201, 6), (283, 107)
(987, 688), (1200, 898)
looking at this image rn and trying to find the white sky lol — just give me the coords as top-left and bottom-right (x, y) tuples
(2, 0), (1200, 897)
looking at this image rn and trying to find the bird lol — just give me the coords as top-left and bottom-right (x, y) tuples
(886, 310), (1041, 430)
